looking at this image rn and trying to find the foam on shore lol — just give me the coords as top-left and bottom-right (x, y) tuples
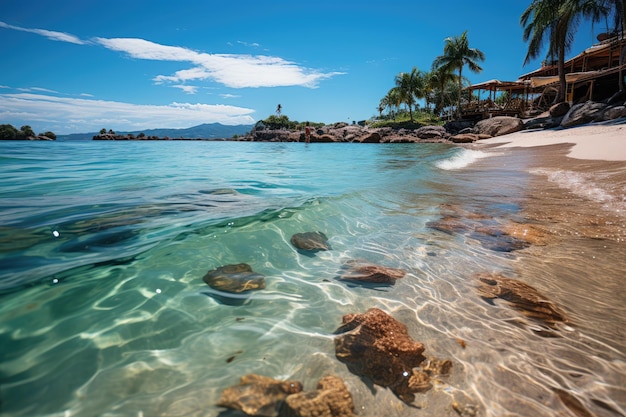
(532, 168), (626, 216)
(435, 148), (491, 170)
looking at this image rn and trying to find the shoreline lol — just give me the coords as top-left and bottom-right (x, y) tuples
(476, 120), (626, 161)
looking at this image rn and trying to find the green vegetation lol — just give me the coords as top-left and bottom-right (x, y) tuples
(433, 30), (485, 117)
(377, 31), (483, 124)
(0, 124), (56, 140)
(258, 114), (325, 131)
(375, 0), (624, 124)
(370, 110), (441, 129)
(521, 0), (625, 103)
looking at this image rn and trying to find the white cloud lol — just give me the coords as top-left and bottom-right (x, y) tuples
(0, 21), (87, 45)
(220, 94), (241, 99)
(1, 21), (343, 89)
(96, 37), (344, 88)
(0, 93), (255, 133)
(237, 40), (261, 48)
(172, 85), (198, 94)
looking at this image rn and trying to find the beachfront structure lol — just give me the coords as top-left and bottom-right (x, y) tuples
(463, 32), (626, 119)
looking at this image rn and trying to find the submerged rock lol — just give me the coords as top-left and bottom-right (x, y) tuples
(334, 308), (436, 403)
(217, 374), (303, 417)
(470, 226), (531, 252)
(281, 375), (355, 417)
(476, 273), (569, 327)
(339, 260), (406, 285)
(290, 231), (330, 252)
(202, 263), (265, 293)
(427, 216), (473, 235)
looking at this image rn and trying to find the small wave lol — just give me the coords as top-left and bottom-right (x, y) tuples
(532, 168), (625, 215)
(436, 149), (490, 170)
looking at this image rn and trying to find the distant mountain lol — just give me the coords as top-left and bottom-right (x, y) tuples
(58, 123), (254, 141)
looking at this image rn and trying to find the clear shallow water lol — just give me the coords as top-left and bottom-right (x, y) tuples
(0, 141), (624, 417)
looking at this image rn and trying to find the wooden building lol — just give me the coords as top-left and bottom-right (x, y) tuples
(463, 33), (625, 119)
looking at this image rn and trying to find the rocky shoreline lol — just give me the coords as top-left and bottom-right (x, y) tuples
(92, 98), (626, 144)
(241, 97), (626, 144)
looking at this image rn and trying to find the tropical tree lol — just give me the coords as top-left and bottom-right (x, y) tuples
(393, 67), (426, 122)
(433, 31), (485, 117)
(378, 87), (402, 118)
(20, 125), (35, 138)
(0, 124), (19, 140)
(521, 0), (582, 103)
(428, 65), (461, 116)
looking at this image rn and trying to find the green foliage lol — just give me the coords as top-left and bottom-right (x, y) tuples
(433, 30), (485, 117)
(137, 132), (146, 138)
(260, 114), (325, 131)
(262, 114), (298, 130)
(100, 128), (107, 134)
(20, 125), (36, 138)
(370, 110), (442, 128)
(0, 124), (19, 140)
(0, 124), (55, 140)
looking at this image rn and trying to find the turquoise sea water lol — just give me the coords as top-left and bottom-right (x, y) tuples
(0, 141), (624, 417)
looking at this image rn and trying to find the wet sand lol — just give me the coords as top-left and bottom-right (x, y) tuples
(326, 126), (625, 417)
(470, 125), (626, 416)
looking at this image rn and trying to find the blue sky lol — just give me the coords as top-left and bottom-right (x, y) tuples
(0, 0), (601, 134)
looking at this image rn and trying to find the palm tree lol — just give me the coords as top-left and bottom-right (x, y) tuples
(393, 67), (426, 122)
(433, 31), (485, 118)
(428, 65), (460, 116)
(379, 88), (402, 118)
(521, 0), (598, 103)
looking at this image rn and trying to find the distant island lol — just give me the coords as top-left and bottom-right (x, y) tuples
(88, 123), (253, 141)
(0, 124), (56, 141)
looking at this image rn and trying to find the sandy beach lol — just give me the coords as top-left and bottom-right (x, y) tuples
(478, 121), (626, 161)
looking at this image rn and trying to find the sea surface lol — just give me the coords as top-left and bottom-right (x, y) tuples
(0, 140), (624, 417)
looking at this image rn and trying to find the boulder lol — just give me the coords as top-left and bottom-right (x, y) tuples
(474, 116), (524, 137)
(290, 231), (330, 252)
(334, 308), (431, 403)
(561, 100), (608, 127)
(549, 102), (570, 117)
(449, 133), (478, 143)
(312, 134), (336, 143)
(444, 120), (474, 135)
(339, 260), (406, 285)
(600, 105), (626, 121)
(202, 263), (266, 293)
(415, 125), (447, 139)
(523, 116), (563, 130)
(280, 376), (355, 417)
(217, 374), (303, 417)
(360, 132), (382, 143)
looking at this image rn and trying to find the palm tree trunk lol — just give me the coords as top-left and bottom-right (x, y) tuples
(457, 68), (463, 118)
(618, 0), (626, 91)
(556, 44), (567, 103)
